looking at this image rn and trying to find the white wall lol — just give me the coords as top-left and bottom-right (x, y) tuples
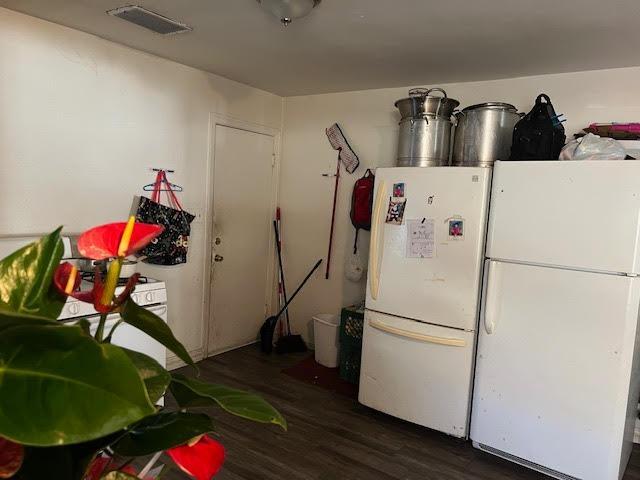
(0, 8), (283, 365)
(280, 65), (640, 343)
(6, 5), (640, 353)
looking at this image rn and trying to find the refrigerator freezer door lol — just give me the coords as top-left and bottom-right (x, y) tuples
(359, 309), (476, 437)
(487, 161), (640, 274)
(366, 167), (491, 331)
(471, 261), (640, 480)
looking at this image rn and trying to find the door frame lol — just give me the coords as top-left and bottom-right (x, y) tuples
(203, 113), (281, 358)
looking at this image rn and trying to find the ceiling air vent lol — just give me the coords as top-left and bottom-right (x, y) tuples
(107, 5), (192, 35)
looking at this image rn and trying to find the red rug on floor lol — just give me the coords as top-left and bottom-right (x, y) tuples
(282, 355), (359, 399)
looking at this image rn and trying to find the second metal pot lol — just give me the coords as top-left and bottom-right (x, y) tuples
(452, 102), (521, 167)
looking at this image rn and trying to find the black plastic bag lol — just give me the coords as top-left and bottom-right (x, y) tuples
(510, 94), (566, 160)
(135, 171), (195, 266)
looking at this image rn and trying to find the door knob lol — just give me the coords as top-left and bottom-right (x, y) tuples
(214, 255), (224, 262)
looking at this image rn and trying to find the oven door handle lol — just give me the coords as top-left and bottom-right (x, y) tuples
(369, 319), (466, 347)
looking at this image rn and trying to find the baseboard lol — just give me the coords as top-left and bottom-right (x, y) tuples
(206, 340), (258, 357)
(167, 347), (205, 371)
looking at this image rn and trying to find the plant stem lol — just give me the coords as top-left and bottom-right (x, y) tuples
(104, 319), (123, 343)
(95, 313), (107, 342)
(95, 258), (123, 342)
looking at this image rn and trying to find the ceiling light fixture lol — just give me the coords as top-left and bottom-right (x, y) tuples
(256, 0), (321, 26)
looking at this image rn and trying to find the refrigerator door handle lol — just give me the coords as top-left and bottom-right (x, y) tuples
(369, 180), (387, 300)
(369, 319), (466, 347)
(482, 260), (500, 334)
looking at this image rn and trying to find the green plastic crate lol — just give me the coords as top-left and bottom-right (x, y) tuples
(339, 306), (364, 384)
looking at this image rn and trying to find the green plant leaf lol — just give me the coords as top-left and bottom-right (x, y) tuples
(14, 432), (122, 480)
(0, 325), (155, 446)
(120, 299), (194, 367)
(101, 472), (138, 480)
(121, 348), (171, 404)
(0, 228), (65, 319)
(112, 411), (215, 456)
(0, 305), (59, 334)
(170, 374), (287, 430)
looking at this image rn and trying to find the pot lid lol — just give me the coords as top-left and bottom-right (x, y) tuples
(462, 102), (517, 112)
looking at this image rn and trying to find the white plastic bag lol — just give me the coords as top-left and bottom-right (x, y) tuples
(559, 133), (626, 161)
(345, 248), (366, 282)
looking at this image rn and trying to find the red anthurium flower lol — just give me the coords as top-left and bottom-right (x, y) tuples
(54, 262), (140, 313)
(84, 455), (110, 480)
(167, 435), (225, 480)
(78, 221), (163, 260)
(53, 262), (82, 298)
(0, 438), (24, 479)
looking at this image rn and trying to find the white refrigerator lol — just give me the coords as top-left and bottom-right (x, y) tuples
(359, 166), (491, 438)
(471, 161), (640, 480)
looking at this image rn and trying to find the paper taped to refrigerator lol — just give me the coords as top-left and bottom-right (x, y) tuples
(406, 219), (435, 258)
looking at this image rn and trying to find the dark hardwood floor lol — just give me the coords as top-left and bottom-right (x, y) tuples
(160, 345), (640, 479)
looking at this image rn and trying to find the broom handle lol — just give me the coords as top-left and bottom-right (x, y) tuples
(276, 209), (285, 338)
(276, 259), (323, 319)
(273, 220), (291, 335)
(325, 160), (341, 279)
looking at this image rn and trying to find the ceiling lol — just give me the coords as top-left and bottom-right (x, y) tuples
(3, 0), (640, 96)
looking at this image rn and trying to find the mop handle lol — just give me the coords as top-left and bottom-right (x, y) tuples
(325, 160), (341, 279)
(275, 259), (323, 319)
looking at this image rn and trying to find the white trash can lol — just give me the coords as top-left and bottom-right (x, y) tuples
(313, 313), (340, 368)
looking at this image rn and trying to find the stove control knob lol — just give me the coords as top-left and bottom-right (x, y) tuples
(69, 304), (79, 315)
(131, 293), (139, 304)
(146, 292), (154, 302)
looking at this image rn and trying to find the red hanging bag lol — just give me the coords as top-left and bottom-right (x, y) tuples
(350, 169), (375, 253)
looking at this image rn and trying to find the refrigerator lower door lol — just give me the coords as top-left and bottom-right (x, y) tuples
(359, 309), (476, 437)
(366, 167), (491, 331)
(471, 260), (640, 480)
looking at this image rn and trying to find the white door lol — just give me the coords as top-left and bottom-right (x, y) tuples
(359, 309), (476, 437)
(487, 161), (640, 274)
(471, 260), (640, 480)
(366, 167), (490, 331)
(208, 124), (276, 355)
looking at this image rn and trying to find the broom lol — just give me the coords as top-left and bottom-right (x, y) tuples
(260, 259), (322, 354)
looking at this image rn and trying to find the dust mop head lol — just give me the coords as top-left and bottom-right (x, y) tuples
(275, 334), (307, 354)
(326, 123), (359, 174)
